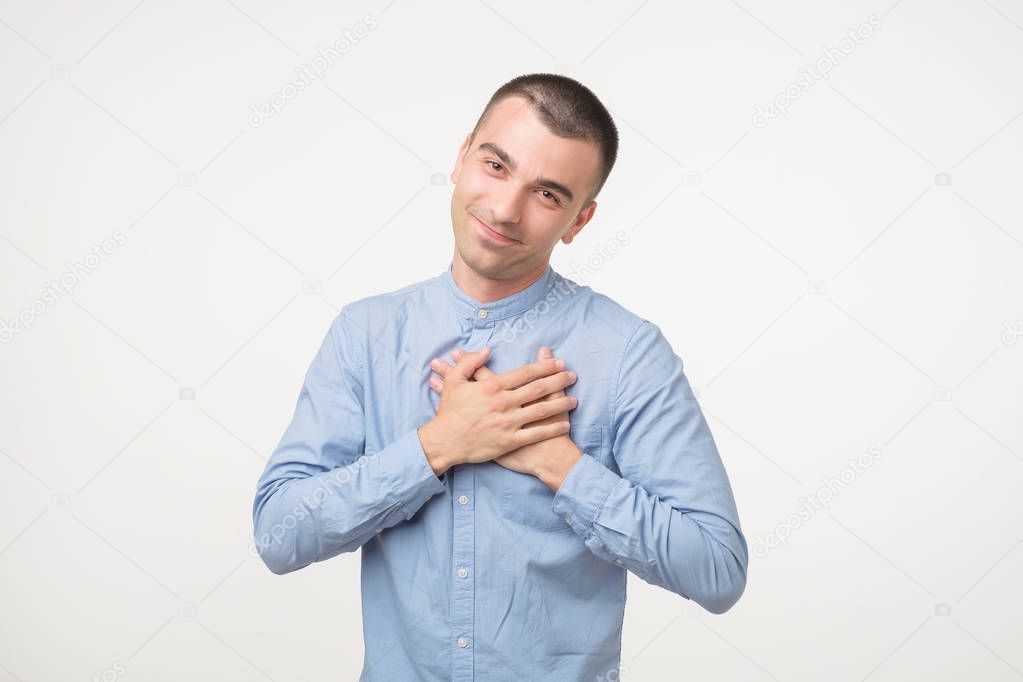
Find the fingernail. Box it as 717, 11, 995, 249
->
555, 359, 565, 369
567, 371, 576, 381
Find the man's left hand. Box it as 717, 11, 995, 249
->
428, 345, 582, 491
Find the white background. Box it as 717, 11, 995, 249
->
1, 1, 1021, 680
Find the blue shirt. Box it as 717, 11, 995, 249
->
252, 261, 748, 681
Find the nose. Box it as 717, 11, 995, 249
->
489, 180, 522, 226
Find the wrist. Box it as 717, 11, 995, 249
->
418, 420, 457, 477
536, 440, 583, 492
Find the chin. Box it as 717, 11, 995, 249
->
456, 242, 510, 279
458, 245, 497, 274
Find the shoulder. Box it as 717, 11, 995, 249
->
551, 270, 680, 391
550, 268, 650, 345
334, 270, 442, 332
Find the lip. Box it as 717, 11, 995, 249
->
473, 215, 518, 246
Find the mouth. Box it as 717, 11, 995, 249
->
472, 215, 518, 246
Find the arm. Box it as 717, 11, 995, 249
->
251, 307, 446, 575
551, 321, 748, 614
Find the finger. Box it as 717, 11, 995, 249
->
508, 369, 576, 405
534, 346, 563, 400
474, 365, 497, 380
516, 394, 577, 425
493, 357, 565, 391
429, 356, 454, 378
447, 347, 491, 381
452, 348, 497, 381
508, 419, 571, 448
428, 375, 444, 393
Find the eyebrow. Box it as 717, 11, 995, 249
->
476, 142, 575, 203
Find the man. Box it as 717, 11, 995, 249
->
252, 73, 748, 681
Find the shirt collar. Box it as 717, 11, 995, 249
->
441, 261, 557, 323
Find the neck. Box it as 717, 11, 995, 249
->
450, 250, 548, 303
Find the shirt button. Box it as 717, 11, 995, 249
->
477, 309, 488, 318
564, 516, 572, 525
457, 637, 469, 648
458, 495, 469, 505
457, 566, 469, 578
614, 558, 624, 565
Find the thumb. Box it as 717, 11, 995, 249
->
448, 347, 491, 381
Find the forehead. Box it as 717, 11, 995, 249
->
474, 96, 600, 193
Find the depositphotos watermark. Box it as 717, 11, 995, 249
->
751, 444, 882, 558
1001, 319, 1022, 345
595, 663, 630, 682
752, 15, 882, 128
247, 14, 378, 128
496, 230, 631, 345
250, 449, 379, 557
563, 229, 631, 286
90, 660, 126, 682
1, 230, 127, 343
496, 277, 581, 345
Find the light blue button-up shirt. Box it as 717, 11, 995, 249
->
252, 261, 748, 681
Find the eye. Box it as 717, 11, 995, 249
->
486, 160, 503, 172
539, 190, 561, 205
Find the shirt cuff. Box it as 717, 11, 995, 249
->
551, 452, 621, 535
380, 428, 447, 520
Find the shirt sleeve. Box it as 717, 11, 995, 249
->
251, 307, 446, 575
551, 320, 748, 613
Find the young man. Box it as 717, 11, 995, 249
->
252, 73, 748, 681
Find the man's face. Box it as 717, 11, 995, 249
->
449, 95, 601, 281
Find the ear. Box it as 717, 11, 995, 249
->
450, 132, 473, 185
561, 200, 598, 245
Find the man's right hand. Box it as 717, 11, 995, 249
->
417, 348, 577, 476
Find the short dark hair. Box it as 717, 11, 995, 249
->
469, 73, 618, 205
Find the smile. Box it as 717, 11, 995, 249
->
473, 215, 518, 246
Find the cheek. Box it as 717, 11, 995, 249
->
529, 211, 564, 238
456, 169, 490, 201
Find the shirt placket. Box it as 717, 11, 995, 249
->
450, 307, 494, 682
